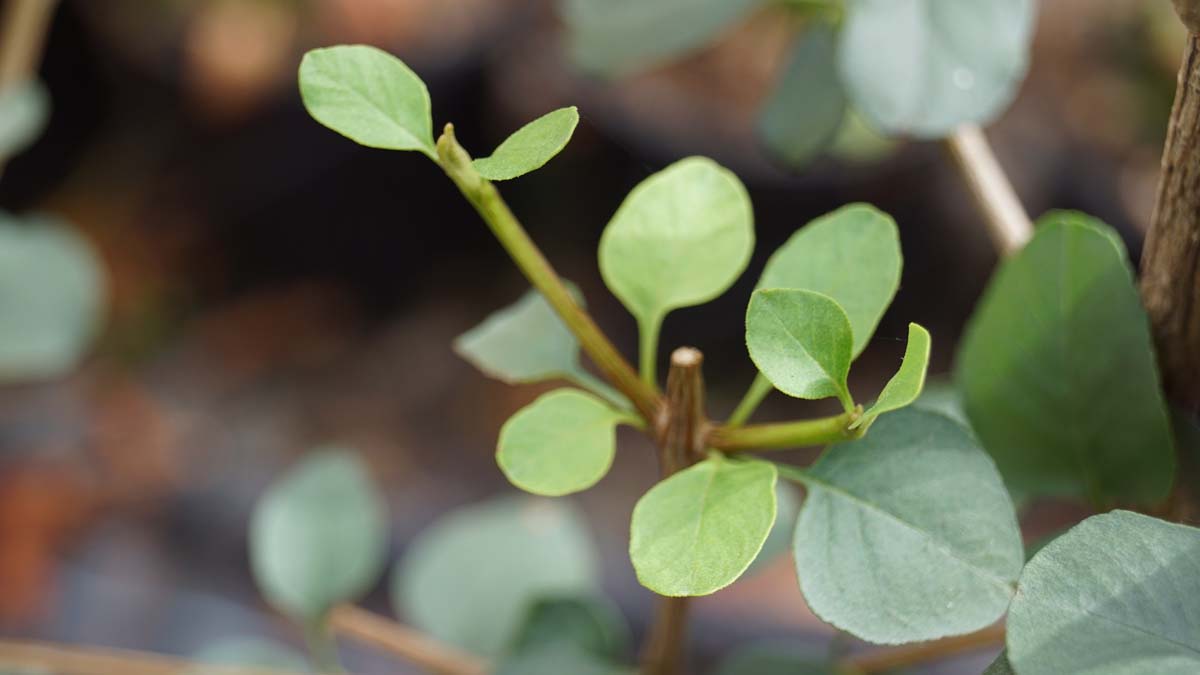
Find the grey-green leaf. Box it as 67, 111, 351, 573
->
189, 639, 310, 674
957, 212, 1175, 504
838, 0, 1036, 138
561, 0, 764, 76
758, 203, 902, 358
599, 157, 754, 332
249, 449, 388, 623
758, 23, 846, 168
497, 389, 634, 497
395, 496, 599, 657
1007, 511, 1200, 675
0, 212, 105, 382
508, 595, 630, 660
630, 457, 777, 597
473, 107, 579, 181
715, 643, 836, 675
0, 80, 49, 160
983, 651, 1015, 675
745, 289, 854, 409
299, 45, 434, 157
790, 409, 1023, 644
852, 323, 931, 430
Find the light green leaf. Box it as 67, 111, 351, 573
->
497, 389, 635, 497
395, 496, 599, 657
715, 643, 835, 675
561, 0, 764, 76
983, 651, 1015, 675
957, 212, 1175, 504
746, 481, 801, 574
189, 639, 310, 674
630, 456, 777, 596
474, 107, 579, 181
1007, 511, 1200, 675
249, 449, 388, 622
758, 203, 902, 358
758, 23, 846, 168
299, 45, 434, 157
838, 0, 1036, 138
745, 289, 853, 410
0, 212, 105, 382
852, 323, 931, 430
0, 80, 49, 160
789, 409, 1023, 644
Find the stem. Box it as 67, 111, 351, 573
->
0, 639, 305, 675
708, 409, 862, 452
945, 125, 1033, 257
329, 605, 487, 675
436, 124, 664, 424
638, 318, 661, 387
727, 374, 773, 427
303, 620, 342, 674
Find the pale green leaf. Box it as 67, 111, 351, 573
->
789, 409, 1023, 644
474, 107, 579, 181
758, 24, 846, 168
1007, 511, 1200, 675
715, 643, 835, 675
838, 0, 1036, 138
957, 212, 1175, 504
562, 0, 763, 76
249, 450, 388, 622
745, 289, 853, 409
497, 389, 635, 497
299, 45, 434, 157
0, 80, 49, 160
189, 639, 310, 674
0, 212, 105, 382
630, 457, 777, 596
395, 496, 599, 657
758, 203, 902, 358
852, 323, 931, 430
599, 157, 754, 333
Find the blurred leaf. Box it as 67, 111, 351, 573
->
828, 110, 897, 164
1007, 511, 1200, 675
758, 203, 901, 358
561, 0, 763, 76
599, 157, 754, 342
250, 450, 388, 623
474, 107, 579, 181
852, 323, 931, 430
509, 595, 630, 661
495, 643, 631, 675
789, 409, 1023, 644
0, 212, 105, 382
758, 24, 846, 168
746, 481, 801, 574
189, 638, 310, 673
745, 289, 853, 409
715, 643, 836, 675
838, 0, 1036, 138
395, 496, 599, 657
983, 651, 1014, 675
630, 456, 777, 596
957, 212, 1175, 504
0, 80, 49, 160
299, 45, 434, 157
497, 389, 635, 497
913, 377, 968, 426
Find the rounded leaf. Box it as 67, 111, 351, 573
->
758, 24, 846, 168
249, 450, 388, 622
745, 289, 853, 408
474, 107, 579, 181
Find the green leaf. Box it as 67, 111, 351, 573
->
298, 45, 434, 157
189, 639, 310, 673
508, 595, 630, 660
838, 0, 1036, 138
630, 456, 777, 596
0, 80, 49, 160
715, 643, 835, 675
495, 644, 631, 675
828, 110, 897, 165
852, 323, 931, 430
562, 0, 763, 76
599, 156, 754, 336
473, 107, 579, 181
758, 23, 846, 168
983, 651, 1015, 675
395, 496, 599, 657
913, 376, 969, 426
758, 204, 901, 358
249, 449, 388, 623
497, 389, 635, 497
789, 409, 1023, 644
1007, 511, 1200, 675
0, 212, 105, 382
956, 212, 1175, 504
745, 289, 854, 409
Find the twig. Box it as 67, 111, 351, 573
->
838, 624, 1005, 674
0, 639, 309, 675
945, 125, 1034, 257
328, 605, 487, 675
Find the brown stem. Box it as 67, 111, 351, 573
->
0, 639, 306, 675
641, 347, 710, 675
945, 125, 1033, 257
329, 605, 486, 675
836, 623, 1005, 674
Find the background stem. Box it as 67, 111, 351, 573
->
727, 374, 774, 427
945, 125, 1033, 257
329, 605, 486, 675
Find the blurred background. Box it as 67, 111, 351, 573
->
0, 0, 1189, 672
